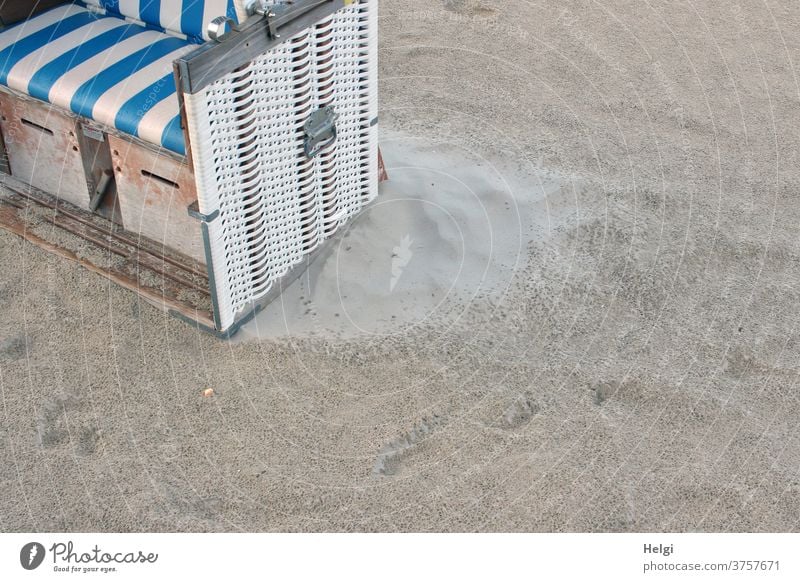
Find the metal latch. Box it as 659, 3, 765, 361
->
246, 0, 334, 40
303, 107, 338, 158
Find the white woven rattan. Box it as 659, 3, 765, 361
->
185, 0, 378, 331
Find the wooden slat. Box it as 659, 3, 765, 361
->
0, 186, 215, 330
0, 173, 208, 278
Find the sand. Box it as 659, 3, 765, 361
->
241, 133, 572, 340
2, 0, 800, 532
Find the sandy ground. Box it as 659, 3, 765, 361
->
240, 132, 570, 339
2, 0, 800, 532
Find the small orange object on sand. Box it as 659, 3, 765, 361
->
202, 388, 215, 398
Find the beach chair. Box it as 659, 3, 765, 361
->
0, 0, 381, 336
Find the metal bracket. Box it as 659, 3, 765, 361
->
187, 200, 220, 222
207, 15, 236, 42
89, 169, 114, 211
248, 0, 334, 40
303, 106, 338, 158
81, 122, 105, 142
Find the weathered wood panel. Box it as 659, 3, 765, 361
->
109, 134, 205, 264
0, 93, 93, 210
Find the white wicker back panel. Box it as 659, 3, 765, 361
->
185, 0, 378, 330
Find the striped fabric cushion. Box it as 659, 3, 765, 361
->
0, 4, 194, 154
81, 0, 238, 43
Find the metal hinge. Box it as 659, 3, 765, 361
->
187, 201, 220, 222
